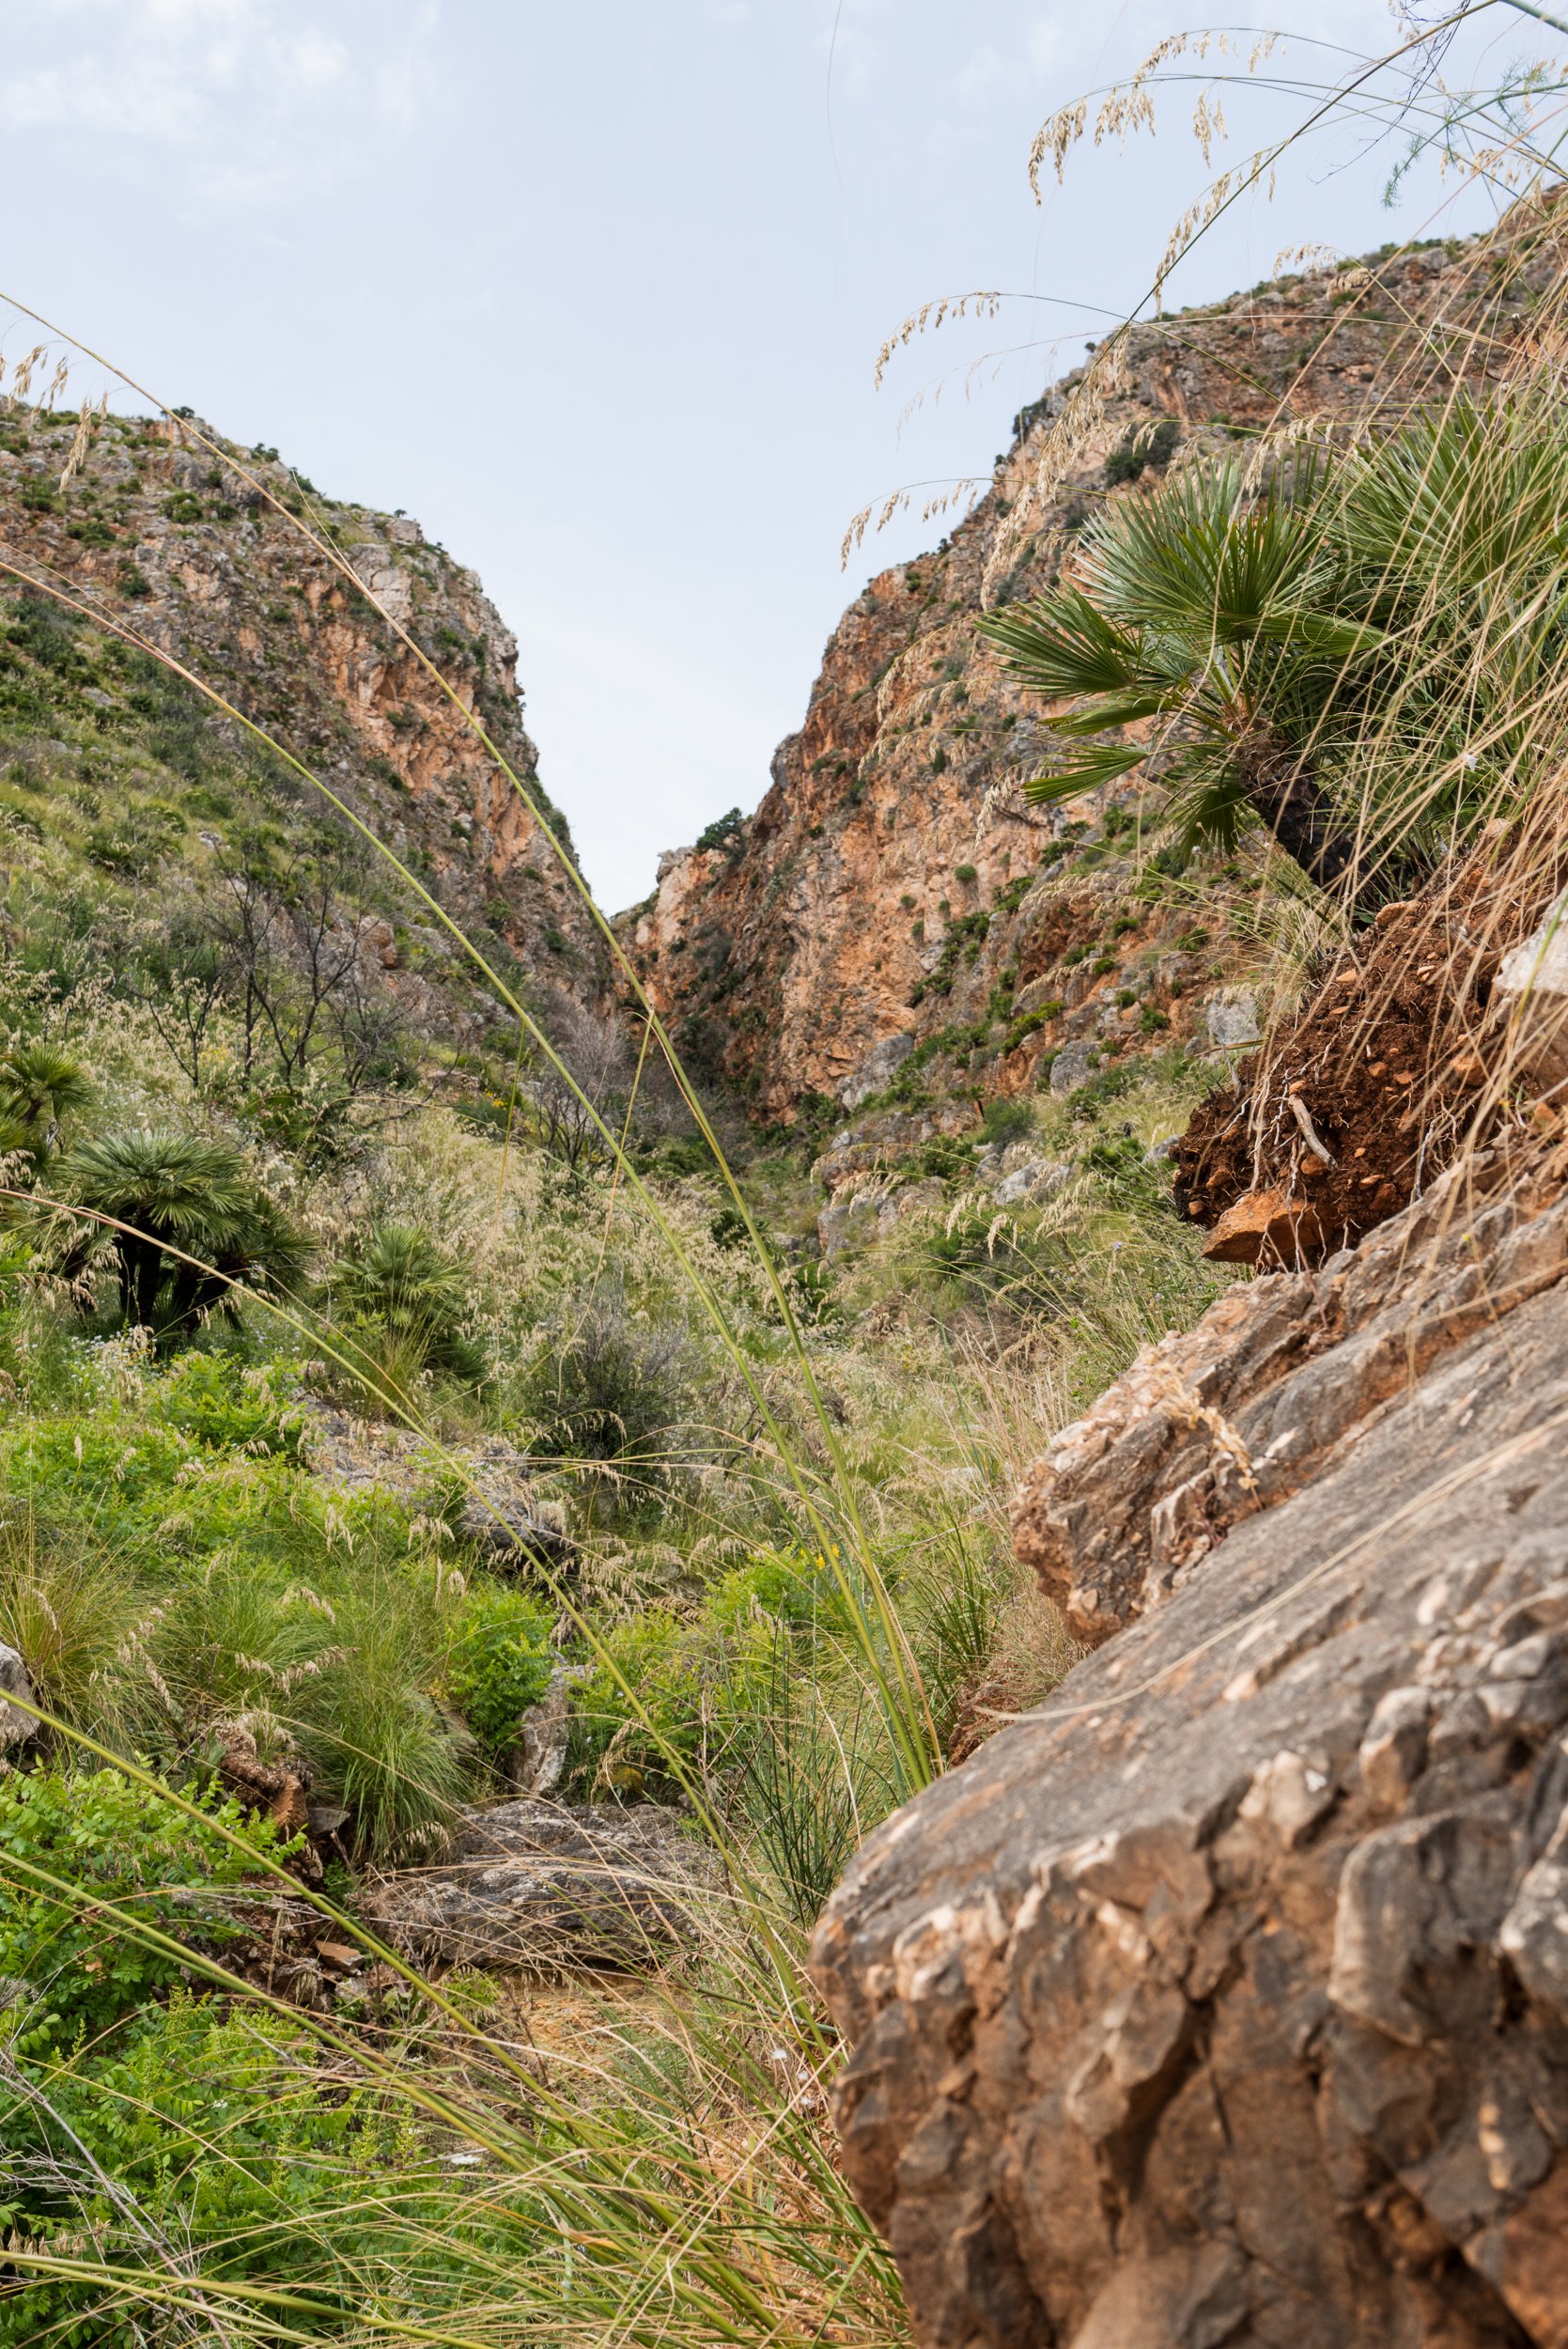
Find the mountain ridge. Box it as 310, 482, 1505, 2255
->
619, 219, 1558, 1126
0, 399, 605, 1006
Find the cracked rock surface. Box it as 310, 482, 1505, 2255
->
1012, 1141, 1568, 1648
812, 1146, 1568, 2348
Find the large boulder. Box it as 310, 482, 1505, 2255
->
811, 1141, 1568, 2349
365, 1799, 719, 1970
1011, 1141, 1568, 1647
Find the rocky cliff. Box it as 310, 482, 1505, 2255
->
623, 225, 1553, 1123
0, 400, 602, 989
811, 1136, 1568, 2347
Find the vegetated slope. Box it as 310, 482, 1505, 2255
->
621, 222, 1554, 1126
0, 399, 603, 1001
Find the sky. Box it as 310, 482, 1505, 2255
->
0, 0, 1546, 909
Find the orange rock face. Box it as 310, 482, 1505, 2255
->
0, 410, 604, 988
621, 226, 1557, 1120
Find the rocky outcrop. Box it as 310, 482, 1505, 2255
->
0, 1643, 36, 1749
624, 221, 1561, 1120
0, 403, 603, 988
299, 1401, 570, 1567
366, 1799, 719, 1970
1014, 1134, 1568, 1646
811, 1142, 1568, 2348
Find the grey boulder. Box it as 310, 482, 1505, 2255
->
366, 1800, 720, 1970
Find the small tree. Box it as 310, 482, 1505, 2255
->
532, 992, 632, 1174
128, 911, 233, 1091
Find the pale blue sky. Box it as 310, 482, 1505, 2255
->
0, 1, 1539, 907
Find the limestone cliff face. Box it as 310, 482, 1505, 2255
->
0, 405, 603, 987
623, 228, 1551, 1120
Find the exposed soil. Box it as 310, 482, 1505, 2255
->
1173, 857, 1560, 1264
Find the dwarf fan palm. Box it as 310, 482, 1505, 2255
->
0, 1042, 91, 1169
331, 1221, 487, 1389
979, 459, 1382, 886
60, 1128, 307, 1341
983, 402, 1568, 895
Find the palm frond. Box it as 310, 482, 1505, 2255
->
1048, 692, 1170, 736
979, 590, 1143, 696
1079, 460, 1333, 646
1023, 742, 1148, 802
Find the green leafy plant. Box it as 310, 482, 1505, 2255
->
981, 1096, 1034, 1149
447, 1586, 554, 1755
0, 1767, 273, 2048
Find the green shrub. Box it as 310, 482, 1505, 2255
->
709, 1205, 750, 1251
447, 1586, 554, 1755
695, 806, 744, 853
925, 910, 990, 994
0, 1768, 274, 2049
151, 1351, 302, 1455
981, 1097, 1034, 1149
911, 1134, 974, 1181
1083, 1131, 1164, 1206
0, 1991, 396, 2349
523, 1289, 703, 1471
1103, 416, 1180, 486
570, 1552, 837, 1796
